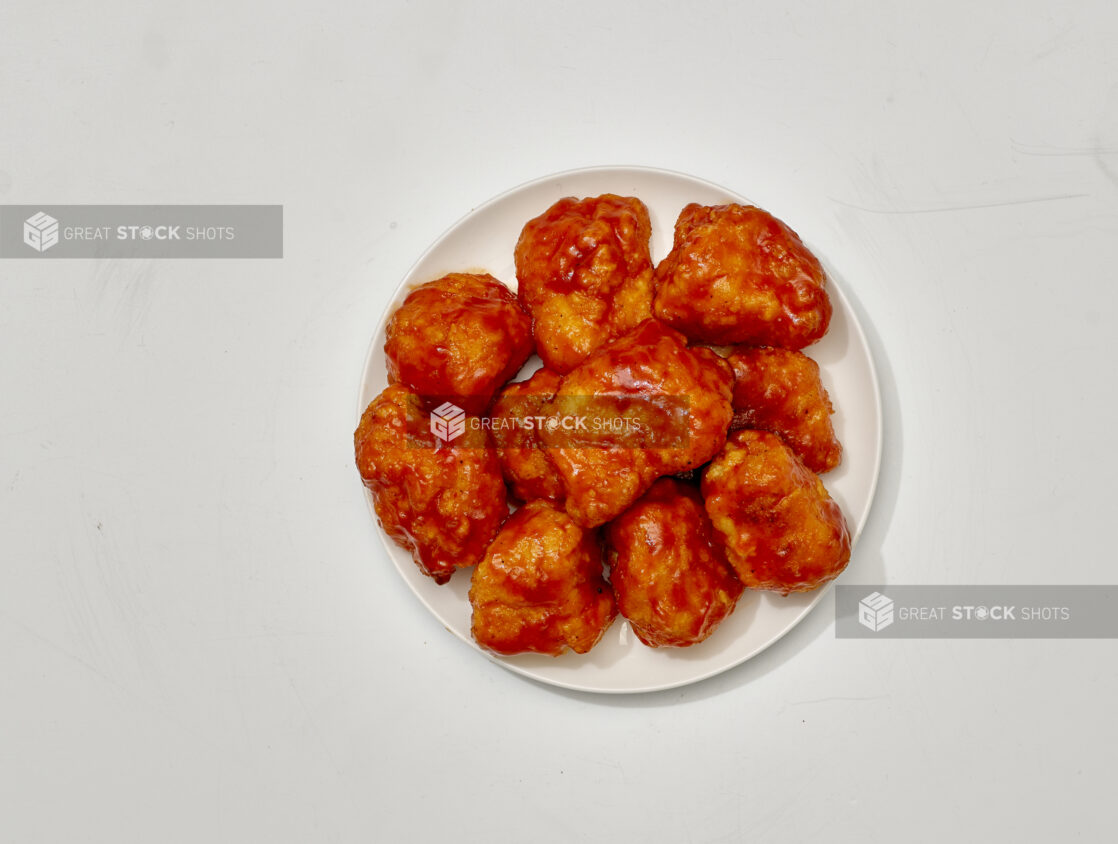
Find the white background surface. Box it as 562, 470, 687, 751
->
2, 1, 1116, 841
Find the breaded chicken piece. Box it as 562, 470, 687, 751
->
515, 194, 655, 373
702, 430, 850, 593
487, 367, 566, 504
385, 272, 534, 414
653, 204, 831, 348
727, 346, 842, 473
607, 478, 744, 648
469, 500, 616, 656
542, 319, 734, 528
355, 384, 508, 584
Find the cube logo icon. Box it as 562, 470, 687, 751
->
24, 212, 60, 252
430, 401, 466, 442
858, 592, 895, 632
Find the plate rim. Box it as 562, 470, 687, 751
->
356, 164, 884, 694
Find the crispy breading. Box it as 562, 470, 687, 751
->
608, 479, 743, 648
487, 367, 566, 504
470, 500, 616, 655
727, 345, 842, 473
355, 384, 508, 584
385, 272, 533, 414
702, 430, 849, 593
654, 204, 831, 348
515, 194, 654, 373
542, 320, 733, 528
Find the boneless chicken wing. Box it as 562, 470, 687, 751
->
653, 204, 831, 348
702, 430, 849, 593
487, 367, 566, 504
469, 500, 616, 656
608, 478, 744, 648
385, 272, 534, 414
354, 384, 508, 584
541, 319, 734, 528
727, 346, 842, 473
515, 194, 655, 373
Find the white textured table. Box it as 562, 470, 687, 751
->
2, 2, 1115, 841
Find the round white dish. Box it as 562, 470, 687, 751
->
358, 165, 883, 694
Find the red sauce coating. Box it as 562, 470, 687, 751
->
608, 479, 744, 648
354, 384, 508, 584
702, 430, 849, 593
542, 319, 734, 528
654, 203, 831, 348
385, 272, 533, 414
470, 500, 616, 655
515, 194, 655, 373
728, 345, 842, 473
487, 367, 566, 504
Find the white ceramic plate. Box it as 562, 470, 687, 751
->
358, 166, 882, 694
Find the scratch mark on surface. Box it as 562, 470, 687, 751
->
1030, 22, 1078, 62
1011, 139, 1118, 157
0, 606, 116, 686
279, 648, 342, 777
828, 193, 1090, 215
788, 695, 891, 706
